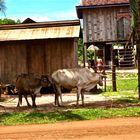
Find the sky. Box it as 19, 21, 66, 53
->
2, 0, 80, 22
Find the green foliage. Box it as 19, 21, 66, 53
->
0, 18, 21, 24
129, 0, 139, 29
87, 49, 94, 61
77, 38, 84, 63
77, 38, 95, 65
0, 107, 140, 125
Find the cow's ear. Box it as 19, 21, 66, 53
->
101, 70, 107, 75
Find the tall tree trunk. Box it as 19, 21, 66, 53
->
136, 0, 140, 100
137, 40, 140, 100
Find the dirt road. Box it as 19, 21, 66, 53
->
0, 117, 140, 140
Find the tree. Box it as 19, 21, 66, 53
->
0, 18, 21, 24
129, 0, 138, 30
129, 0, 140, 100
136, 0, 140, 100
0, 0, 6, 15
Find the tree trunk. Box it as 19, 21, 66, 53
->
136, 0, 140, 100
137, 40, 140, 100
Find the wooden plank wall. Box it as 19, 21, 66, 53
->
0, 38, 78, 83
0, 42, 28, 83
45, 38, 78, 75
83, 7, 131, 43
26, 40, 46, 75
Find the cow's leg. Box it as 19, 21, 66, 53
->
31, 93, 37, 107
81, 90, 84, 106
77, 87, 82, 106
17, 92, 22, 107
55, 85, 62, 107
24, 94, 31, 107
54, 93, 58, 105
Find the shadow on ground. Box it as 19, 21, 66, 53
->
1, 99, 140, 114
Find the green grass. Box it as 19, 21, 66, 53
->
102, 91, 137, 97
0, 107, 140, 125
117, 79, 137, 91
117, 74, 138, 89
116, 96, 139, 103
0, 72, 139, 126
106, 73, 138, 92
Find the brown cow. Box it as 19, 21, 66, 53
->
16, 74, 50, 107
52, 68, 106, 106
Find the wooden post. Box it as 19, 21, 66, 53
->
112, 65, 117, 91
111, 45, 117, 91
104, 76, 107, 92
103, 46, 106, 65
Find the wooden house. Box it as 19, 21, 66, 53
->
0, 19, 81, 83
76, 0, 134, 68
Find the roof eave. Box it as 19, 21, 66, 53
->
76, 3, 130, 19
0, 19, 81, 30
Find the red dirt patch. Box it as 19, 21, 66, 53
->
0, 117, 140, 140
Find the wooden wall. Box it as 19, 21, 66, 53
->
0, 38, 78, 83
83, 6, 131, 43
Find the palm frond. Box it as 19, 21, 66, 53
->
0, 0, 6, 16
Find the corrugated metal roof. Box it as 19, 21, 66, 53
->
0, 20, 81, 41
80, 0, 129, 6
0, 26, 80, 41
0, 20, 80, 30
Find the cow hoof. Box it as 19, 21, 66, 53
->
59, 105, 64, 107
53, 103, 63, 107
57, 104, 64, 107
17, 104, 21, 108
82, 104, 85, 107
76, 104, 79, 107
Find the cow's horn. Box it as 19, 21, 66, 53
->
100, 74, 107, 78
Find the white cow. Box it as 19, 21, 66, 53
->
52, 68, 106, 106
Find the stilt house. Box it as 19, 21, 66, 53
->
76, 0, 134, 68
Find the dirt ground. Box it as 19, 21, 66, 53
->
0, 93, 140, 140
0, 92, 140, 113
0, 117, 140, 140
